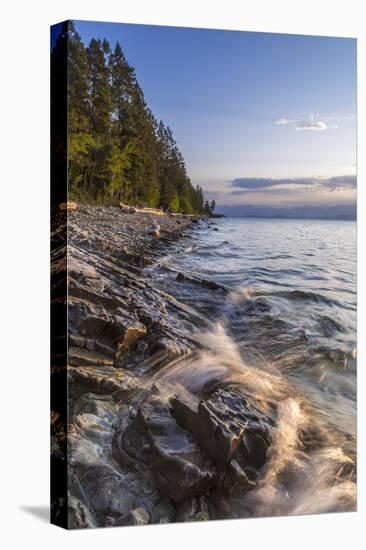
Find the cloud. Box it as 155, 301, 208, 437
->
321, 175, 357, 190
275, 117, 297, 125
231, 177, 316, 190
230, 175, 356, 192
274, 114, 346, 132
296, 120, 327, 131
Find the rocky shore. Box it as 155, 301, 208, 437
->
51, 203, 277, 528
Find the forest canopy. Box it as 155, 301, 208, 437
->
53, 21, 206, 214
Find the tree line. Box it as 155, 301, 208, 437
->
53, 21, 206, 214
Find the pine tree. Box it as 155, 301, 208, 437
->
66, 26, 206, 213
67, 22, 94, 193
109, 41, 138, 203
87, 38, 113, 201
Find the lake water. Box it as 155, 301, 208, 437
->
148, 217, 357, 516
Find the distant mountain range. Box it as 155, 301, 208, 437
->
215, 204, 356, 220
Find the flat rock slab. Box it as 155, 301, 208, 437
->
68, 365, 142, 398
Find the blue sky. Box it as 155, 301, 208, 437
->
75, 20, 357, 208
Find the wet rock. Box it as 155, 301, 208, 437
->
68, 347, 114, 367
171, 386, 273, 474
69, 334, 86, 348
223, 459, 256, 494
130, 507, 150, 525
176, 497, 197, 522
68, 365, 142, 398
115, 507, 150, 526
68, 294, 147, 361
60, 204, 218, 527
71, 464, 140, 520
68, 496, 98, 529
121, 386, 215, 502
176, 496, 210, 522
151, 497, 176, 524
176, 271, 227, 291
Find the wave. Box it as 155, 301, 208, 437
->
151, 322, 356, 516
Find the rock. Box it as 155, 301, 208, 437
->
171, 386, 273, 474
223, 459, 256, 494
60, 203, 279, 528
68, 293, 147, 361
72, 392, 115, 417
115, 324, 147, 359
121, 386, 215, 502
176, 497, 197, 522
196, 496, 210, 521
151, 497, 176, 524
176, 271, 227, 291
177, 496, 210, 522
131, 507, 150, 525
68, 496, 98, 529
69, 334, 86, 348
114, 507, 150, 526
70, 464, 139, 520
68, 365, 142, 398
68, 346, 114, 367
148, 220, 161, 237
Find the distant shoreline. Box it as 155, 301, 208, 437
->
216, 214, 356, 221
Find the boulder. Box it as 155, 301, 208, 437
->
121, 386, 215, 502
171, 386, 273, 473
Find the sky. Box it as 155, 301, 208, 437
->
75, 20, 357, 211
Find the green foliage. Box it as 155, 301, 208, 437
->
63, 23, 205, 213
169, 193, 180, 213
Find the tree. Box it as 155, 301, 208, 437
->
210, 199, 216, 213
87, 38, 113, 201
66, 28, 207, 213
67, 22, 94, 193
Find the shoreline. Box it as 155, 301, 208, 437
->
61, 203, 273, 527
55, 202, 221, 527
51, 202, 356, 528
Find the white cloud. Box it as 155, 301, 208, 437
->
275, 114, 346, 132
296, 120, 327, 131
275, 117, 297, 125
